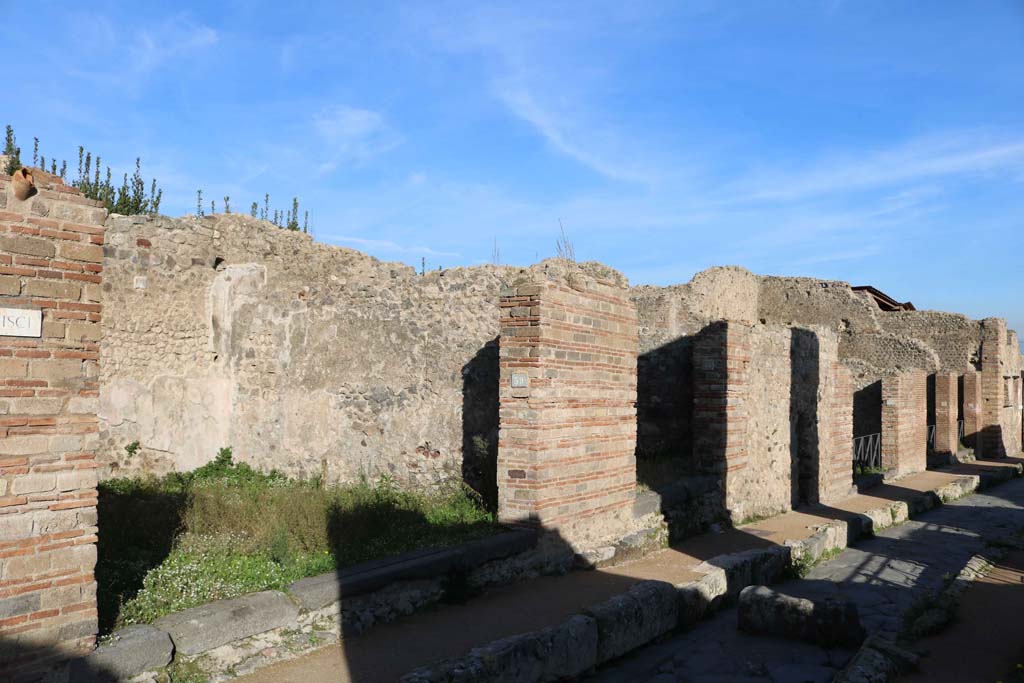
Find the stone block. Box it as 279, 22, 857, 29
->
0, 275, 20, 295
738, 585, 865, 647
66, 321, 101, 342
57, 241, 104, 263
584, 580, 679, 664
56, 468, 98, 492
68, 624, 173, 682
0, 235, 56, 258
11, 473, 57, 494
31, 358, 84, 384
24, 279, 81, 300
0, 435, 50, 456
0, 358, 28, 377
0, 591, 40, 619
154, 590, 299, 655
400, 615, 598, 683
0, 511, 33, 539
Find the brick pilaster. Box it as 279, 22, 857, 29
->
692, 321, 750, 519
962, 371, 982, 450
881, 371, 927, 477
933, 373, 958, 457
0, 175, 104, 680
979, 318, 1021, 458
496, 273, 638, 548
818, 361, 855, 504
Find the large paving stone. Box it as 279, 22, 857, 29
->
68, 625, 173, 682
154, 590, 299, 655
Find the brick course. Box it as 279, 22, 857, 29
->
497, 272, 639, 548
0, 175, 104, 681
881, 371, 927, 477
933, 373, 958, 457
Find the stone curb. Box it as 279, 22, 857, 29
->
401, 467, 1021, 682
154, 590, 300, 657
84, 529, 538, 679
289, 528, 538, 611
69, 625, 173, 682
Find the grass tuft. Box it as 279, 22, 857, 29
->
97, 448, 496, 632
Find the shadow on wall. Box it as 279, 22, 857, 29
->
636, 336, 696, 489
853, 380, 882, 441
790, 328, 820, 507
460, 337, 500, 512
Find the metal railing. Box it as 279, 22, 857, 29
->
853, 432, 882, 472
926, 424, 935, 451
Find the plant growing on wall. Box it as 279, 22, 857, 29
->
3, 126, 21, 175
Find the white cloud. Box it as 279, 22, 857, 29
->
129, 17, 218, 72
332, 235, 459, 258
313, 106, 401, 172
738, 131, 1024, 202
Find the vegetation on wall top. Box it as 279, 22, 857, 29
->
4, 124, 162, 216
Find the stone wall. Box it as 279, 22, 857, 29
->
100, 213, 531, 496
0, 175, 105, 680
496, 269, 639, 547
979, 319, 1023, 458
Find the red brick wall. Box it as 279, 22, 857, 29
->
979, 318, 1021, 458
881, 371, 927, 477
497, 274, 638, 547
818, 362, 855, 504
0, 175, 104, 680
933, 372, 958, 457
693, 321, 760, 520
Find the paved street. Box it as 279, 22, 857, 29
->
588, 475, 1024, 683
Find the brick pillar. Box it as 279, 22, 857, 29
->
980, 319, 1008, 458
693, 321, 750, 520
0, 175, 104, 679
881, 371, 927, 477
818, 362, 855, 504
933, 373, 958, 457
962, 371, 982, 451
497, 273, 638, 548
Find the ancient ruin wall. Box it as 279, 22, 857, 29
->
100, 214, 639, 495
632, 266, 759, 474
100, 213, 525, 490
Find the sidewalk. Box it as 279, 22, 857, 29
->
898, 549, 1024, 683
235, 459, 1023, 683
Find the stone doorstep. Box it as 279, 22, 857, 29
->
401, 465, 1020, 682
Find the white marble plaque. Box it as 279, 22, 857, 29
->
0, 307, 41, 338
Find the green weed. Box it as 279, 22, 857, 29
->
97, 447, 495, 632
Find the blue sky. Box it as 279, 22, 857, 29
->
6, 1, 1024, 334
